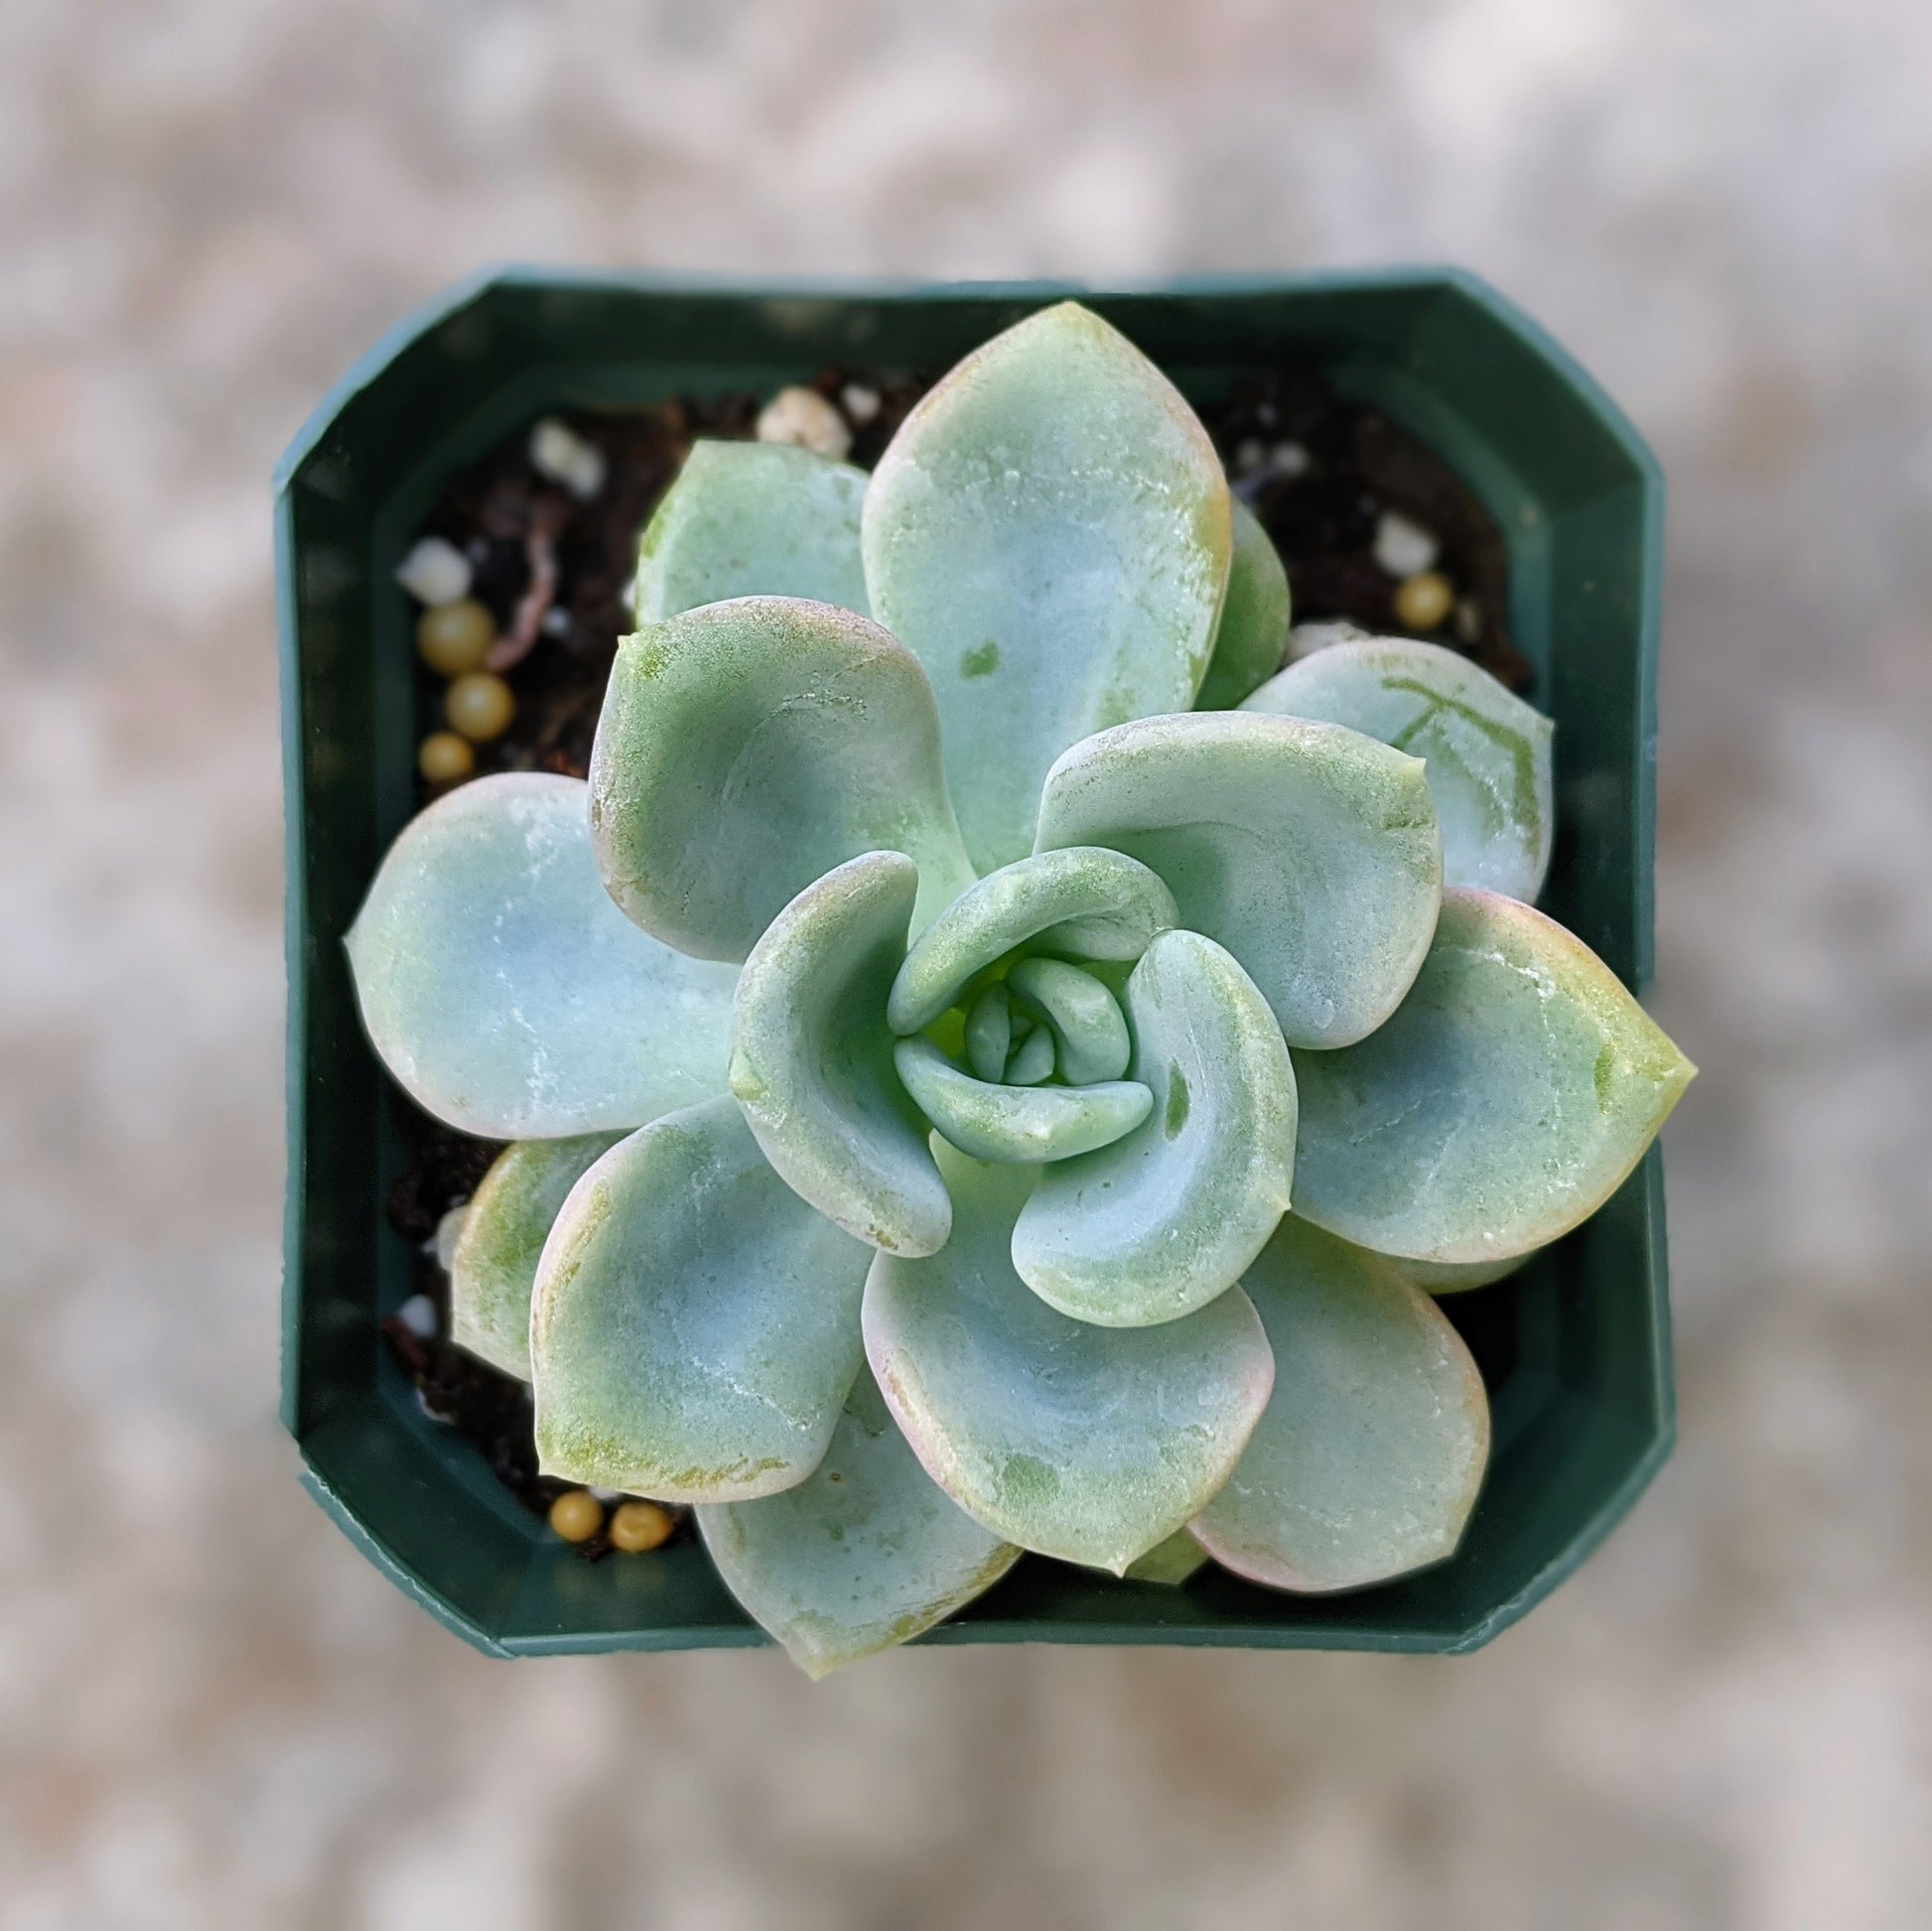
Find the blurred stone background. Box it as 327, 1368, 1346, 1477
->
4, 1, 1930, 1924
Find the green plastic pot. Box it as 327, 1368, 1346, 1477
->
278, 267, 1672, 1658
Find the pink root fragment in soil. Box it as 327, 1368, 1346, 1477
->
487, 495, 569, 671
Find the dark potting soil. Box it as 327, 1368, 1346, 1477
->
381, 360, 1526, 1542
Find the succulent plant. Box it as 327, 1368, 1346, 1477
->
346, 303, 1694, 1676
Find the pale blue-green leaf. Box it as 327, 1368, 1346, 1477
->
590, 597, 975, 962
1005, 1026, 1056, 1085
1297, 1220, 1536, 1295
1287, 619, 1371, 663
1035, 713, 1443, 1049
697, 1368, 1021, 1679
1293, 889, 1697, 1263
630, 439, 871, 621
864, 1141, 1274, 1573
893, 1037, 1151, 1165
1121, 1528, 1212, 1586
1393, 1252, 1532, 1294
1012, 930, 1296, 1327
964, 982, 1013, 1083
863, 301, 1233, 873
449, 1132, 625, 1378
887, 847, 1177, 1034
1190, 1215, 1490, 1591
1004, 957, 1131, 1085
1195, 498, 1292, 710
731, 853, 952, 1256
345, 773, 740, 1138
1244, 636, 1554, 899
529, 1099, 869, 1501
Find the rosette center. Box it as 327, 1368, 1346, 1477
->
884, 848, 1180, 1166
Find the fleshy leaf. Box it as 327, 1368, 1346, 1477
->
1195, 498, 1292, 710
697, 1368, 1021, 1679
864, 301, 1233, 873
1292, 889, 1697, 1263
1288, 618, 1372, 662
589, 597, 975, 962
894, 1037, 1152, 1165
345, 773, 740, 1138
1006, 1026, 1056, 1085
1122, 1529, 1212, 1586
1190, 1215, 1489, 1591
964, 982, 1014, 1082
888, 847, 1177, 1035
864, 1142, 1274, 1573
630, 440, 871, 621
731, 853, 952, 1256
1012, 930, 1297, 1327
1244, 636, 1554, 899
1303, 1222, 1536, 1296
1393, 1253, 1532, 1295
450, 1132, 625, 1378
530, 1099, 869, 1501
1035, 713, 1443, 1049
1004, 957, 1131, 1085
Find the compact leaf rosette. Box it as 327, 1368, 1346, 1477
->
347, 304, 1694, 1675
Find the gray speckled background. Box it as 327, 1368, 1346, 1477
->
4, 3, 1930, 1924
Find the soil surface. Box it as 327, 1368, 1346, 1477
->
383, 364, 1522, 1533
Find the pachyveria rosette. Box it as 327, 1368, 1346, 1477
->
346, 302, 1694, 1674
